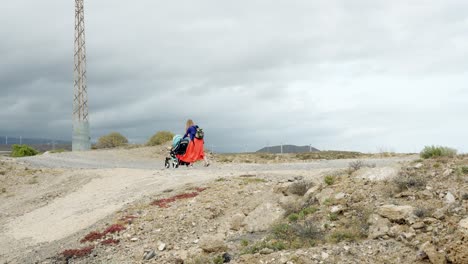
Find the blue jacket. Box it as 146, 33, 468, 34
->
183, 125, 198, 141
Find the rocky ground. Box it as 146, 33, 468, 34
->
1, 148, 466, 264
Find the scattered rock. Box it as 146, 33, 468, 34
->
143, 250, 156, 261
334, 192, 347, 204
416, 250, 428, 260
412, 222, 425, 229
459, 218, 468, 234
321, 251, 329, 259
355, 167, 399, 181
157, 242, 166, 251
445, 192, 456, 204
418, 190, 434, 199
259, 248, 274, 254
443, 169, 453, 177
222, 252, 232, 263
414, 163, 423, 169
400, 231, 415, 241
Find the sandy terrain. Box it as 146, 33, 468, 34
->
0, 148, 415, 263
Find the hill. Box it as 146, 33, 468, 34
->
256, 144, 319, 153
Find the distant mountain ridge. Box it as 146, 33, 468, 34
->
0, 136, 70, 145
256, 145, 320, 154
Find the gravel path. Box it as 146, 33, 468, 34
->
20, 151, 416, 171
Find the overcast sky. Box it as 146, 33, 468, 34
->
1, 0, 467, 153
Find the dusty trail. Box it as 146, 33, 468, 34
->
0, 152, 415, 263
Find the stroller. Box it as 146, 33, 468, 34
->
165, 135, 191, 168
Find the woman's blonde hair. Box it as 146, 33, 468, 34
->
186, 119, 194, 131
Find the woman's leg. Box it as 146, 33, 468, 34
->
203, 156, 210, 166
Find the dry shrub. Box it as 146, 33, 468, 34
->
393, 172, 427, 192
348, 160, 376, 174
328, 229, 360, 243
281, 199, 304, 216
96, 132, 128, 149
270, 220, 323, 249
413, 207, 430, 218
289, 181, 312, 196
349, 160, 364, 171
147, 131, 174, 146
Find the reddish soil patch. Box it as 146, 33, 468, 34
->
151, 187, 207, 208
62, 246, 95, 258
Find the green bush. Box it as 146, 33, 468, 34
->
324, 175, 335, 185
11, 144, 38, 157
420, 146, 457, 159
460, 166, 468, 174
328, 230, 359, 243
288, 213, 300, 222
147, 131, 174, 146
96, 132, 128, 149
328, 213, 338, 221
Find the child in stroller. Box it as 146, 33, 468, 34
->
165, 135, 191, 168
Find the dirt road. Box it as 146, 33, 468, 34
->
0, 151, 415, 263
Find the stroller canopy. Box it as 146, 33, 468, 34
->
172, 134, 183, 147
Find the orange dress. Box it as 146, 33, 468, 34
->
177, 138, 205, 163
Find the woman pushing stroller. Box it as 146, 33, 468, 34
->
177, 119, 210, 167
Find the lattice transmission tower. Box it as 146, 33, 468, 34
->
73, 0, 91, 151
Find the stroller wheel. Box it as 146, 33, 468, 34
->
164, 158, 170, 169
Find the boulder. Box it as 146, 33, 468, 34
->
243, 202, 285, 233
446, 234, 468, 264
330, 205, 344, 214
420, 242, 447, 264
273, 182, 291, 195
199, 234, 227, 253
230, 213, 245, 231
388, 224, 407, 238
433, 208, 447, 220
333, 192, 348, 205
304, 185, 321, 198
377, 205, 414, 222
315, 188, 335, 205
368, 214, 391, 239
